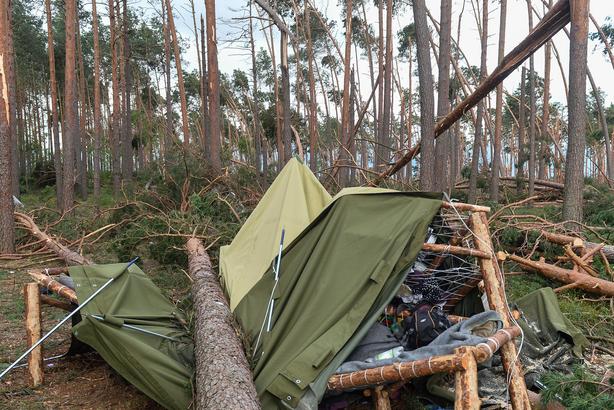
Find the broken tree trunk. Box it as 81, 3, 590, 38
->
24, 283, 44, 387
500, 252, 614, 297
539, 230, 614, 262
470, 213, 531, 410
28, 270, 78, 304
186, 238, 260, 410
14, 212, 92, 265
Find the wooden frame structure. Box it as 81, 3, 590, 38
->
326, 202, 531, 410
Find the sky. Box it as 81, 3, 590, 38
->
165, 0, 614, 109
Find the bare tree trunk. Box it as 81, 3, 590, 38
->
186, 238, 261, 410
305, 4, 318, 171
249, 2, 262, 176
206, 0, 221, 171
108, 0, 121, 196
517, 67, 527, 194
469, 0, 488, 204
165, 0, 191, 146
92, 0, 102, 203
412, 0, 435, 190
527, 0, 536, 197
490, 0, 507, 201
201, 15, 210, 160
339, 0, 353, 187
539, 2, 552, 181
376, 0, 384, 168
0, 0, 15, 252
587, 70, 613, 180
380, 0, 393, 173
122, 0, 133, 181
280, 32, 292, 165
563, 0, 589, 223
161, 0, 172, 167
62, 0, 78, 212
435, 0, 452, 192
44, 0, 63, 208
76, 17, 88, 199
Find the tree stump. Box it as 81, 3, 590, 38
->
186, 238, 260, 409
24, 283, 43, 387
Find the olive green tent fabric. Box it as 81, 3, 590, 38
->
234, 191, 443, 409
69, 263, 194, 410
515, 287, 588, 357
220, 157, 332, 310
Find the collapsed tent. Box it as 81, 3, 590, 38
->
220, 158, 332, 310
221, 160, 443, 408
69, 263, 194, 410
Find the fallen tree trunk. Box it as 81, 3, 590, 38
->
500, 176, 564, 190
14, 212, 92, 265
539, 230, 614, 262
500, 252, 614, 297
186, 238, 261, 410
28, 270, 78, 304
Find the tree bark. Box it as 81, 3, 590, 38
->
305, 5, 318, 171
587, 70, 613, 180
109, 0, 122, 196
468, 0, 488, 204
527, 0, 536, 197
161, 0, 172, 167
0, 0, 15, 253
164, 0, 191, 147
249, 3, 262, 176
517, 68, 527, 194
122, 0, 133, 181
62, 0, 78, 213
24, 283, 44, 387
186, 238, 260, 410
539, 1, 552, 181
44, 0, 63, 208
563, 0, 589, 224
92, 0, 102, 203
206, 0, 221, 171
435, 0, 452, 192
338, 0, 353, 187
76, 16, 88, 200
280, 32, 292, 165
491, 0, 507, 202
412, 0, 435, 190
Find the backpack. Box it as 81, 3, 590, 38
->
401, 303, 451, 350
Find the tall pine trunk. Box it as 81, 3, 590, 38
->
62, 0, 78, 212
435, 0, 452, 192
412, 0, 435, 190
527, 0, 536, 197
490, 0, 507, 201
92, 0, 102, 203
44, 0, 63, 207
563, 0, 589, 223
122, 0, 133, 181
206, 0, 221, 171
108, 0, 121, 196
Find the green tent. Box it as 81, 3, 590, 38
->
69, 263, 194, 410
226, 165, 442, 408
220, 158, 332, 310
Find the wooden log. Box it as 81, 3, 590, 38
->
372, 386, 391, 410
24, 283, 44, 387
454, 347, 480, 410
470, 213, 531, 410
327, 326, 520, 391
186, 238, 260, 410
40, 294, 73, 311
563, 245, 599, 277
421, 243, 491, 259
540, 230, 584, 248
502, 253, 614, 297
441, 201, 491, 213
28, 270, 78, 304
500, 176, 564, 190
14, 212, 92, 265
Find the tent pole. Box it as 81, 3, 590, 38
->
1, 258, 138, 380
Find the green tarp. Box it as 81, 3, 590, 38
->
69, 263, 194, 410
220, 158, 332, 310
234, 191, 442, 408
516, 287, 589, 357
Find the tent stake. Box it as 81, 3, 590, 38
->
0, 258, 138, 381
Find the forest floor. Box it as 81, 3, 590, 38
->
1, 174, 613, 409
